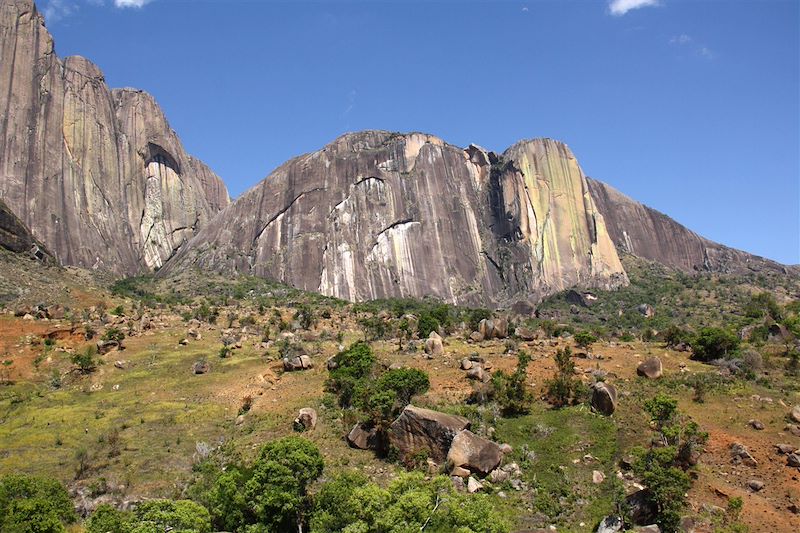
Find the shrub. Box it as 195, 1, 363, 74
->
545, 347, 580, 407
691, 327, 740, 362
491, 351, 533, 415
744, 292, 781, 320
86, 504, 132, 533
573, 331, 597, 349
467, 308, 492, 332
294, 305, 314, 330
327, 342, 376, 407
133, 500, 212, 533
417, 312, 440, 338
102, 327, 125, 344
372, 368, 429, 407
71, 346, 98, 374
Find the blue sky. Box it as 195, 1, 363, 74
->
41, 0, 799, 264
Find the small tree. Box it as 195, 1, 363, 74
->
492, 351, 533, 415
690, 327, 739, 362
545, 347, 580, 407
417, 312, 440, 339
72, 346, 98, 374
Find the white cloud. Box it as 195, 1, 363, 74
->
42, 0, 78, 23
114, 0, 152, 7
608, 0, 660, 16
669, 34, 692, 45
698, 46, 715, 60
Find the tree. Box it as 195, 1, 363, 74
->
744, 292, 782, 320
492, 351, 533, 415
86, 504, 132, 533
691, 327, 740, 362
132, 500, 212, 533
545, 347, 581, 407
327, 342, 376, 408
0, 474, 76, 533
417, 312, 440, 339
372, 368, 429, 406
71, 346, 98, 374
244, 437, 324, 533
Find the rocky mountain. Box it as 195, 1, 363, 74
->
167, 130, 792, 308
0, 197, 51, 262
164, 131, 628, 308
0, 0, 229, 274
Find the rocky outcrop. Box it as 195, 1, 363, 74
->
587, 179, 789, 275
388, 405, 471, 462
167, 132, 627, 307
0, 0, 228, 274
0, 198, 51, 261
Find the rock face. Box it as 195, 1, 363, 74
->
587, 179, 789, 275
168, 132, 627, 307
0, 0, 228, 274
0, 198, 51, 261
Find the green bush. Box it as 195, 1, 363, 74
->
102, 327, 125, 344
86, 504, 132, 533
545, 347, 580, 407
691, 327, 740, 362
71, 346, 98, 374
417, 312, 440, 338
372, 368, 429, 406
491, 351, 533, 415
0, 474, 76, 532
133, 500, 212, 533
573, 331, 597, 349
744, 292, 782, 320
327, 342, 376, 407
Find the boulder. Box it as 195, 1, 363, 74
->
294, 408, 317, 431
446, 429, 503, 476
283, 355, 313, 371
466, 477, 483, 493
748, 479, 765, 491
636, 304, 654, 318
460, 358, 473, 370
730, 443, 758, 467
788, 453, 800, 468
346, 423, 378, 450
192, 361, 210, 375
425, 331, 444, 357
626, 489, 657, 526
776, 444, 798, 455
592, 470, 606, 484
790, 405, 800, 423
45, 305, 65, 320
566, 289, 592, 308
591, 382, 617, 416
466, 366, 488, 382
768, 323, 791, 342
388, 405, 470, 463
514, 326, 538, 341
596, 516, 623, 533
748, 419, 764, 430
96, 340, 120, 355
469, 331, 484, 343
636, 357, 663, 379
478, 318, 509, 340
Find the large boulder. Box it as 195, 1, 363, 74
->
591, 382, 617, 416
294, 408, 317, 431
389, 405, 470, 462
514, 326, 538, 341
636, 357, 663, 379
446, 429, 503, 476
478, 318, 509, 340
790, 405, 800, 424
346, 423, 378, 450
425, 331, 444, 357
283, 355, 313, 371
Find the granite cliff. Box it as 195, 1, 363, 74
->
0, 0, 229, 274
165, 131, 628, 308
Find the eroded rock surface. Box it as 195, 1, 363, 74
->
168, 132, 627, 307
0, 0, 228, 274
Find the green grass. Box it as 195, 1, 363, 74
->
494, 404, 621, 532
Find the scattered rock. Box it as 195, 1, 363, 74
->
499, 443, 513, 455
346, 423, 377, 450
113, 360, 126, 369
591, 382, 617, 416
178, 338, 189, 346
466, 477, 483, 493
633, 526, 661, 533
425, 331, 444, 357
294, 408, 317, 431
465, 366, 488, 382
192, 361, 210, 375
636, 304, 654, 318
730, 443, 758, 467
748, 479, 764, 491
451, 466, 471, 478
748, 419, 764, 430
790, 405, 800, 424
514, 326, 538, 341
592, 470, 606, 484
96, 340, 119, 355
776, 444, 798, 455
636, 357, 663, 379
460, 358, 473, 370
446, 429, 503, 476
596, 515, 623, 533
469, 331, 484, 343
283, 355, 313, 371
787, 453, 800, 468
388, 405, 470, 463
